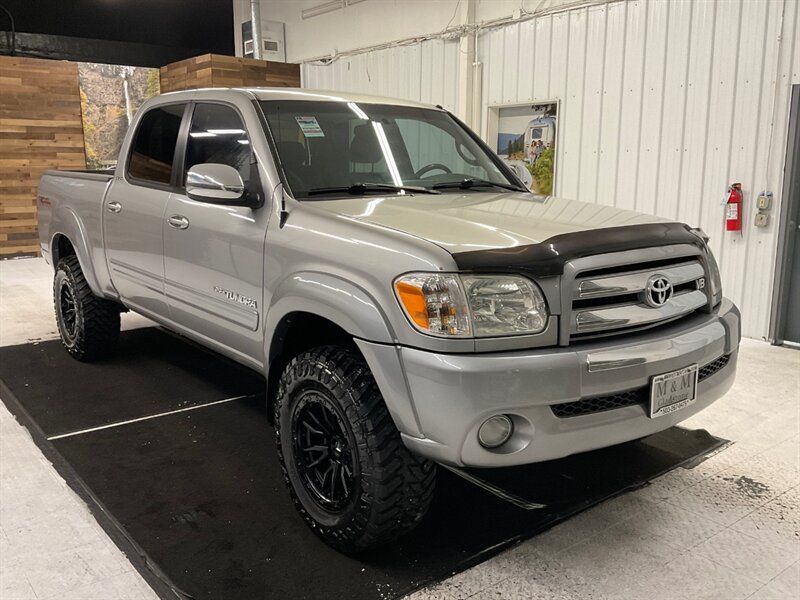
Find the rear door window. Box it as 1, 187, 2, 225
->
127, 104, 186, 185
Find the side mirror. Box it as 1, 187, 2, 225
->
186, 163, 245, 203
507, 161, 532, 189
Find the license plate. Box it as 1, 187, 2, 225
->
649, 365, 698, 418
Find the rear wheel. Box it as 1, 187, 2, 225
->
275, 346, 435, 553
54, 256, 121, 361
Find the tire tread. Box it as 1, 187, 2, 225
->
275, 345, 435, 553
54, 256, 120, 361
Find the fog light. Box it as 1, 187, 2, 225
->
478, 415, 514, 449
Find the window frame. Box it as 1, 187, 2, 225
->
174, 100, 254, 196
124, 101, 190, 192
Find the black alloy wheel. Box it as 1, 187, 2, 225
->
58, 280, 78, 342
292, 390, 358, 512
275, 346, 436, 553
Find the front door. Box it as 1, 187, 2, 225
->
104, 103, 187, 317
163, 102, 267, 365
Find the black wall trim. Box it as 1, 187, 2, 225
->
452, 222, 705, 276
0, 31, 213, 67
0, 0, 232, 66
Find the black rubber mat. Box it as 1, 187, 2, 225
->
0, 329, 726, 600
0, 328, 264, 437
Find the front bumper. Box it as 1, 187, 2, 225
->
357, 298, 740, 467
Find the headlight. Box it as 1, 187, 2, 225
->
690, 228, 723, 305
394, 273, 471, 337
461, 275, 548, 336
394, 273, 549, 338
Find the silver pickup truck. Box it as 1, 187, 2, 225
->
37, 88, 740, 553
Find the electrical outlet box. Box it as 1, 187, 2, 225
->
755, 212, 769, 227
757, 192, 773, 210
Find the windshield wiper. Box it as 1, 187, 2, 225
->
431, 178, 526, 193
307, 182, 440, 196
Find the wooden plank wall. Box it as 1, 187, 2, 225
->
0, 56, 86, 257
160, 53, 300, 93
0, 53, 299, 258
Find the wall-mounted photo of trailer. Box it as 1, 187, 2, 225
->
491, 102, 558, 196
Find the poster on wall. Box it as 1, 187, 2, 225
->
78, 63, 161, 170
495, 103, 557, 196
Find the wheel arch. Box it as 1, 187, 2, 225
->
51, 233, 76, 265
263, 275, 422, 437
265, 273, 396, 346
263, 273, 398, 426
265, 311, 358, 424
48, 208, 103, 297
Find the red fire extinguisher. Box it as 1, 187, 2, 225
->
725, 183, 743, 232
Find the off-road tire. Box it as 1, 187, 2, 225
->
275, 346, 436, 553
54, 256, 120, 361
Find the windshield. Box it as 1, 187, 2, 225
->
259, 100, 522, 198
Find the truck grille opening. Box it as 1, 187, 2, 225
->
697, 353, 730, 381
550, 353, 732, 418
566, 257, 709, 343
550, 388, 646, 418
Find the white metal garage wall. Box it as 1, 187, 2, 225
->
478, 0, 799, 340
302, 37, 462, 113
302, 0, 800, 340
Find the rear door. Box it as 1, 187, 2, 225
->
104, 102, 187, 317
162, 101, 268, 365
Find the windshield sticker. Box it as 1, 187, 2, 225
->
295, 116, 325, 137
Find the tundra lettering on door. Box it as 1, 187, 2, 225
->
213, 286, 258, 309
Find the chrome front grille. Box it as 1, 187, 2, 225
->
567, 258, 708, 341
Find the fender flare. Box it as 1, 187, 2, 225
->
264, 272, 426, 437
50, 207, 104, 296
265, 272, 395, 355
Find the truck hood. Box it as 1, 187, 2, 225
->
309, 192, 667, 252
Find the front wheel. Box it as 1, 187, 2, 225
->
275, 346, 436, 553
54, 256, 121, 361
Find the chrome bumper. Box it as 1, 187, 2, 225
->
357, 298, 740, 468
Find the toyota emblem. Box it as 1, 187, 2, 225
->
644, 276, 673, 307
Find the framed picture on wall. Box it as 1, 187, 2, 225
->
78, 63, 161, 170
486, 102, 558, 196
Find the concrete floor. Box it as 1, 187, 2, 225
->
1, 256, 798, 600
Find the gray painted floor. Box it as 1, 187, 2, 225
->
1, 257, 798, 600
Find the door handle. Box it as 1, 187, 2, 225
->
106, 201, 122, 213
167, 215, 190, 230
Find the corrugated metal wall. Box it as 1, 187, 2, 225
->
303, 37, 462, 112
302, 0, 800, 340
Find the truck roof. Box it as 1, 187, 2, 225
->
157, 87, 440, 110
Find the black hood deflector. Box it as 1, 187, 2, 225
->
452, 222, 705, 276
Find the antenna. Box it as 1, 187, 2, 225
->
279, 184, 288, 228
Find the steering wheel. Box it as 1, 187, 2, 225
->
414, 163, 452, 178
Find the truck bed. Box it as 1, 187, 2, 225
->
37, 169, 116, 278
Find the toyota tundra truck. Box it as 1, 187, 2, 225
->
37, 88, 740, 553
